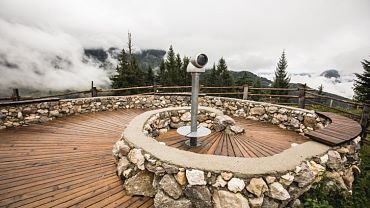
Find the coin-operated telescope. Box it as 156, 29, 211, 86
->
177, 53, 210, 147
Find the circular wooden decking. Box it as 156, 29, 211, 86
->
157, 117, 309, 157
0, 109, 309, 207
0, 109, 152, 208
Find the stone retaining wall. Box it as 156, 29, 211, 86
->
0, 95, 328, 131
113, 106, 360, 208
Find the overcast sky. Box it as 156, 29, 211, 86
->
1, 0, 369, 74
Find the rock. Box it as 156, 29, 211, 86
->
227, 178, 245, 193
250, 107, 265, 116
337, 147, 350, 154
291, 199, 302, 208
221, 172, 233, 181
162, 163, 178, 174
154, 190, 192, 208
320, 154, 328, 164
184, 186, 212, 208
265, 176, 276, 184
123, 170, 156, 197
327, 150, 342, 170
127, 148, 145, 170
280, 173, 294, 186
249, 197, 264, 208
198, 114, 208, 122
159, 129, 168, 135
269, 182, 290, 201
294, 165, 315, 188
175, 171, 187, 186
262, 197, 279, 208
267, 106, 278, 114
159, 174, 183, 199
214, 115, 236, 131
117, 157, 130, 177
271, 118, 280, 125
303, 115, 316, 128
308, 161, 325, 176
326, 171, 347, 190
343, 167, 354, 190
171, 116, 180, 123
213, 175, 227, 188
213, 190, 250, 208
17, 111, 23, 119
290, 118, 300, 128
186, 169, 206, 185
123, 168, 133, 178
112, 140, 131, 159
230, 125, 245, 134
170, 121, 185, 128
276, 114, 287, 122
215, 100, 223, 106
246, 178, 268, 197
278, 108, 288, 114
180, 112, 191, 122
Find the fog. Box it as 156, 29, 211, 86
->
0, 0, 369, 97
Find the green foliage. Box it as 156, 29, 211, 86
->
251, 76, 262, 101
318, 84, 323, 95
301, 176, 354, 208
353, 57, 370, 102
272, 50, 290, 94
236, 72, 253, 86
204, 64, 219, 86
350, 143, 370, 207
217, 58, 234, 87
158, 46, 190, 87
110, 34, 146, 90
145, 66, 155, 85
299, 123, 370, 208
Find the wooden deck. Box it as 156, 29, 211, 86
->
0, 108, 313, 207
306, 112, 362, 146
0, 109, 153, 208
157, 117, 309, 157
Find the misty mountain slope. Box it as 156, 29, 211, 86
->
259, 69, 355, 99
83, 48, 166, 70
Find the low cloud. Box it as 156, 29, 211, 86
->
0, 19, 110, 95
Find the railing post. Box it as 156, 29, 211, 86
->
12, 88, 20, 101
91, 81, 97, 97
153, 85, 157, 95
329, 99, 333, 108
360, 102, 370, 139
298, 84, 306, 109
242, 85, 249, 100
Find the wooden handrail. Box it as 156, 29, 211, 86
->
98, 85, 155, 92
249, 87, 299, 91
35, 91, 91, 99
306, 91, 364, 107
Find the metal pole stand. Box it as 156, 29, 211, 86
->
177, 72, 211, 147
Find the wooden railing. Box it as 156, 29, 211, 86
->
1, 83, 369, 139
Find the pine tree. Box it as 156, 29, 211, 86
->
180, 56, 191, 86
237, 72, 253, 86
251, 76, 262, 101
217, 58, 234, 87
110, 48, 130, 88
165, 45, 177, 85
272, 50, 290, 98
318, 84, 323, 95
158, 60, 167, 85
353, 57, 370, 102
145, 66, 155, 85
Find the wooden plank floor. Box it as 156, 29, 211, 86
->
157, 117, 309, 158
306, 112, 362, 146
0, 109, 153, 208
